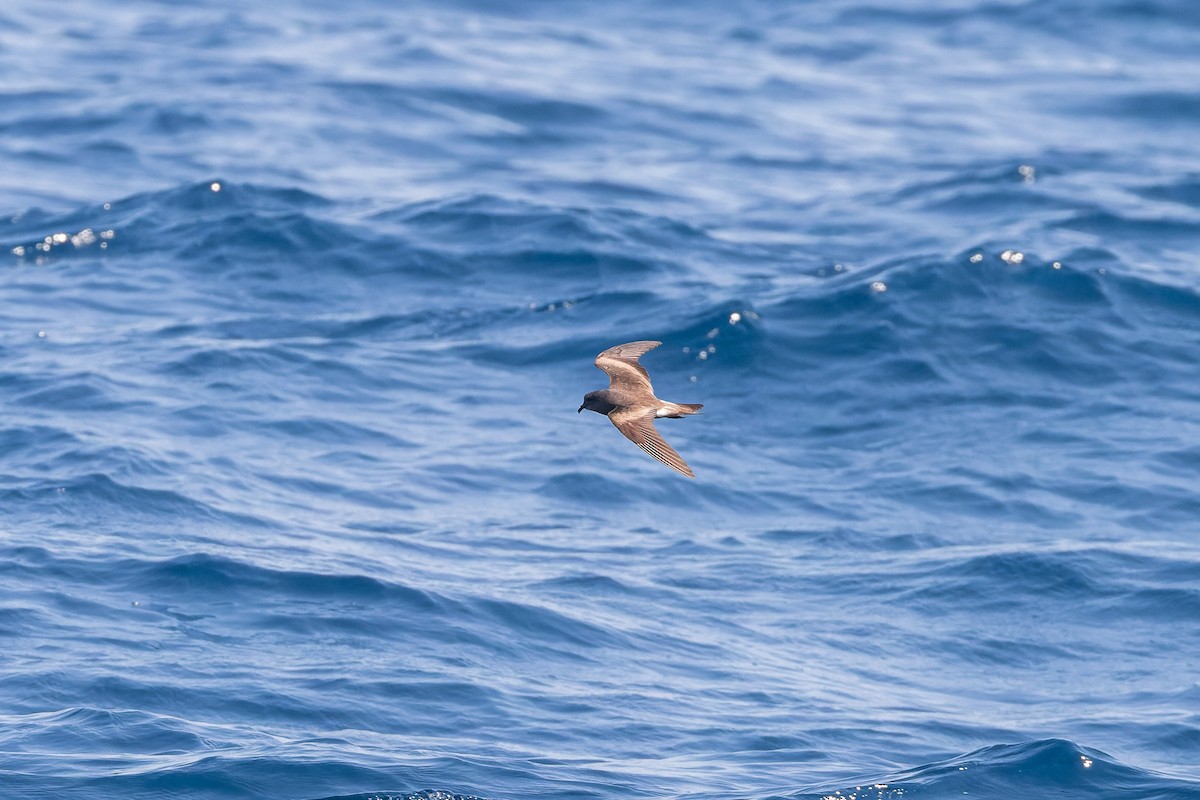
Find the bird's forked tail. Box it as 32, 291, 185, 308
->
659, 402, 704, 418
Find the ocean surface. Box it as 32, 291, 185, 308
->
3, 1, 1200, 798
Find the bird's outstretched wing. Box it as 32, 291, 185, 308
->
595, 340, 661, 393
609, 407, 695, 478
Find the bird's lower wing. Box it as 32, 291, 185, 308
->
609, 408, 695, 478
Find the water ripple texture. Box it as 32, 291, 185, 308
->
3, 1, 1200, 799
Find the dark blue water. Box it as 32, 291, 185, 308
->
3, 1, 1200, 798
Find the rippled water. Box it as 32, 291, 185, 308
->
3, 1, 1200, 799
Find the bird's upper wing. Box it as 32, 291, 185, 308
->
594, 340, 662, 392
609, 407, 695, 478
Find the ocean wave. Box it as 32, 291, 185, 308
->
6, 0, 1200, 798
798, 739, 1200, 800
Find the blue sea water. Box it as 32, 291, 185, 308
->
3, 0, 1200, 798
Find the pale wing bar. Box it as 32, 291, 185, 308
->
595, 340, 661, 391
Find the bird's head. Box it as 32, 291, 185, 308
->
578, 390, 614, 415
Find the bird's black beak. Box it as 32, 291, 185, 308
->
577, 404, 584, 413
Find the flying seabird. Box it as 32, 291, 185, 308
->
578, 340, 703, 478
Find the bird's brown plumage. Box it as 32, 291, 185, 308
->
609, 407, 696, 478
594, 340, 660, 392
582, 340, 702, 478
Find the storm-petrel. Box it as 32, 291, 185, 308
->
578, 340, 703, 478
